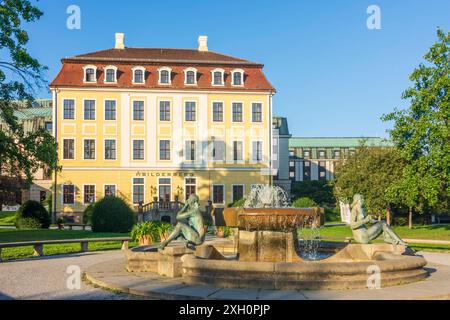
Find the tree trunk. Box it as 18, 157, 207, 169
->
408, 207, 413, 229
386, 208, 391, 226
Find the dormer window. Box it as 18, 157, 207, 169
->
83, 65, 97, 83
232, 69, 244, 86
132, 66, 145, 84
211, 68, 225, 85
104, 66, 117, 83
158, 67, 172, 85
184, 68, 197, 85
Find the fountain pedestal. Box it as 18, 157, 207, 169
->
238, 230, 303, 262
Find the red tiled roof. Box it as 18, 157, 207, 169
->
50, 62, 275, 91
64, 48, 261, 66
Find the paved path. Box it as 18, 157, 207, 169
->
0, 250, 139, 300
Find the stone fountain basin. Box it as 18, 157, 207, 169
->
182, 243, 428, 290
223, 207, 323, 231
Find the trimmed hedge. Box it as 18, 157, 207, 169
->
15, 200, 51, 229
292, 197, 317, 208
91, 197, 135, 233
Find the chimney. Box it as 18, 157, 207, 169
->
115, 33, 125, 49
198, 35, 208, 52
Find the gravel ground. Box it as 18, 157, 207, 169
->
0, 250, 141, 300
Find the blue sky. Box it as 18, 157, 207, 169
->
24, 0, 450, 137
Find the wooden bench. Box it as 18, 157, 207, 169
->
0, 237, 131, 262
63, 223, 89, 230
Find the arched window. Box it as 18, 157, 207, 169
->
85, 68, 96, 82
134, 70, 143, 83
211, 68, 224, 85
184, 68, 197, 85
232, 69, 243, 86
104, 66, 117, 83
158, 67, 172, 84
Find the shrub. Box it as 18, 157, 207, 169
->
325, 207, 341, 223
91, 197, 135, 232
130, 221, 173, 243
292, 197, 317, 208
15, 200, 50, 229
83, 203, 94, 225
228, 198, 246, 208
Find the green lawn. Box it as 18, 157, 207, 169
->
0, 229, 137, 261
0, 211, 16, 225
300, 224, 450, 252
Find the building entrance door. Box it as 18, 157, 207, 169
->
158, 178, 171, 209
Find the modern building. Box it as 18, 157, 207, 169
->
0, 102, 53, 206
288, 137, 392, 182
50, 34, 275, 220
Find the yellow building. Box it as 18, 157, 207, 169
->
50, 33, 275, 220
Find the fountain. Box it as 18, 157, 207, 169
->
126, 186, 428, 290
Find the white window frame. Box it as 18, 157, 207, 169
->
82, 98, 97, 121
251, 101, 263, 123
104, 139, 117, 160
212, 184, 225, 205
132, 99, 145, 121
184, 140, 196, 162
62, 138, 76, 160
132, 177, 146, 204
184, 100, 197, 122
131, 66, 146, 84
211, 68, 225, 86
158, 67, 172, 85
157, 177, 172, 202
184, 67, 198, 85
231, 184, 245, 203
103, 184, 117, 197
158, 139, 172, 161
251, 140, 264, 163
82, 138, 96, 160
211, 139, 225, 163
103, 65, 118, 84
231, 68, 244, 86
62, 98, 76, 120
158, 100, 172, 122
132, 139, 145, 161
231, 101, 244, 122
232, 140, 245, 163
104, 99, 117, 121
211, 100, 224, 122
83, 65, 97, 83
82, 184, 96, 205
61, 184, 75, 205
184, 177, 197, 201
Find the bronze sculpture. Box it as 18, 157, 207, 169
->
159, 194, 205, 249
350, 194, 407, 246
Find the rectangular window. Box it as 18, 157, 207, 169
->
303, 161, 311, 181
212, 140, 225, 161
45, 122, 52, 132
252, 103, 262, 122
185, 178, 196, 201
185, 140, 195, 161
213, 185, 224, 204
232, 102, 243, 122
233, 141, 243, 161
333, 150, 341, 158
318, 150, 326, 158
185, 101, 196, 121
104, 139, 116, 160
105, 100, 116, 120
133, 140, 144, 160
62, 185, 75, 204
84, 100, 95, 120
104, 185, 116, 197
159, 101, 171, 121
252, 141, 263, 162
63, 99, 75, 119
159, 140, 170, 160
212, 102, 223, 122
133, 101, 144, 121
133, 178, 144, 204
319, 161, 327, 180
63, 139, 75, 160
303, 150, 310, 158
232, 185, 244, 203
84, 139, 95, 159
84, 185, 95, 204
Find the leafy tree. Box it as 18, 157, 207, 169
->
382, 29, 450, 226
291, 180, 335, 207
333, 145, 405, 224
0, 0, 58, 207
